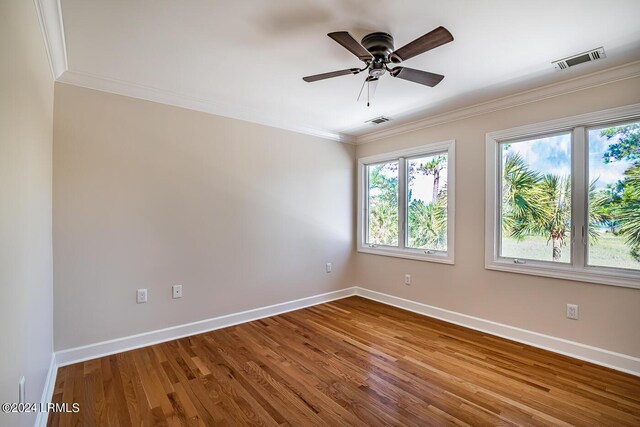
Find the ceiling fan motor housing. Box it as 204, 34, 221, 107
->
361, 32, 395, 60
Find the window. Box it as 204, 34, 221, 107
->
366, 161, 398, 246
358, 140, 455, 263
486, 104, 640, 288
587, 124, 640, 271
500, 133, 572, 263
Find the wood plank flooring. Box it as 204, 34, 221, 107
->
48, 296, 640, 426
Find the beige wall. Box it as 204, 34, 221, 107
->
53, 83, 356, 350
52, 62, 639, 360
355, 76, 640, 357
0, 1, 54, 426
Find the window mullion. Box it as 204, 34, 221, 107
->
398, 157, 407, 249
494, 141, 502, 261
572, 126, 587, 269
363, 164, 369, 245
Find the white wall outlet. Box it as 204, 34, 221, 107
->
18, 376, 25, 404
567, 304, 579, 320
325, 262, 332, 273
136, 288, 148, 304
404, 274, 411, 285
172, 284, 183, 299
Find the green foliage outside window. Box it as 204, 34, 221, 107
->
501, 123, 640, 267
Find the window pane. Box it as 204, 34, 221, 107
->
500, 134, 572, 263
587, 122, 640, 271
366, 161, 398, 246
407, 154, 448, 250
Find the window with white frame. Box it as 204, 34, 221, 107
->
358, 140, 455, 263
485, 104, 640, 288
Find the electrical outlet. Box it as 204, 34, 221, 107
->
404, 274, 411, 285
325, 263, 332, 273
566, 304, 579, 320
172, 284, 183, 299
18, 376, 25, 404
137, 288, 148, 304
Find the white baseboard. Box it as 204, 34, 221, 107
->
55, 287, 357, 367
355, 287, 640, 376
34, 353, 57, 427
53, 285, 639, 377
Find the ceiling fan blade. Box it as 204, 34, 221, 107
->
303, 68, 359, 82
357, 76, 379, 102
390, 26, 453, 63
328, 31, 373, 61
390, 67, 444, 87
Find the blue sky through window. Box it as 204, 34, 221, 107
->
589, 128, 634, 189
408, 155, 447, 204
503, 134, 571, 178
501, 131, 633, 189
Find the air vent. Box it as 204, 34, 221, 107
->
552, 47, 606, 71
366, 116, 391, 125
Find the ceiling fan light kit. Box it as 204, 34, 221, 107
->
303, 26, 454, 106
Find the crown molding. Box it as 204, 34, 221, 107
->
58, 70, 355, 144
31, 0, 351, 143
31, 0, 637, 147
34, 0, 68, 79
355, 60, 640, 145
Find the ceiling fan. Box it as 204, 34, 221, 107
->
303, 27, 454, 106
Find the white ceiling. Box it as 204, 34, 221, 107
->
59, 0, 640, 140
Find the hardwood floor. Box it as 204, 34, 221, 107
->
48, 296, 640, 426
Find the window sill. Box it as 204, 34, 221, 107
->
485, 259, 640, 289
358, 246, 454, 264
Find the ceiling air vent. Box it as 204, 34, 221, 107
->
366, 116, 391, 125
552, 47, 606, 70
